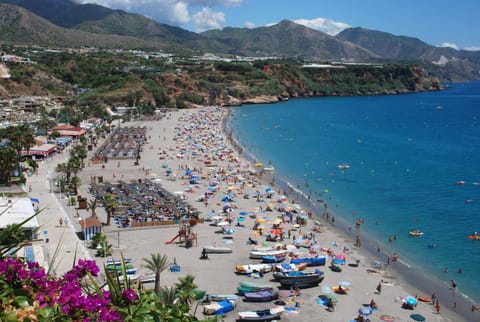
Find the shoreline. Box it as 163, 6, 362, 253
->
34, 106, 471, 321
224, 106, 475, 321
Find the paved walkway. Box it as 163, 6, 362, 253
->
27, 147, 92, 276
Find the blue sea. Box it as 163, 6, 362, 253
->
227, 82, 480, 306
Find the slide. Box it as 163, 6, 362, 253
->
165, 234, 180, 244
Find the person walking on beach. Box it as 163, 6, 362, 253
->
435, 300, 441, 314
376, 281, 382, 294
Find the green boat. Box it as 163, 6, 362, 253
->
238, 281, 275, 295
106, 263, 135, 271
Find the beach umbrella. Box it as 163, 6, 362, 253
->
256, 218, 267, 223
217, 221, 229, 226
322, 285, 333, 294
410, 314, 426, 322
359, 307, 372, 316
406, 296, 417, 306
237, 217, 246, 223
239, 211, 248, 216
269, 229, 282, 235
338, 281, 351, 287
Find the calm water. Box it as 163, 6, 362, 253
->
228, 82, 480, 304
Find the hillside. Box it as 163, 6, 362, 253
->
0, 50, 442, 109
336, 27, 480, 82
0, 0, 479, 81
201, 20, 377, 60
0, 4, 166, 49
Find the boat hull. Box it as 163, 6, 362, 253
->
290, 256, 326, 266
204, 246, 233, 254
249, 249, 288, 259
278, 275, 324, 289
236, 310, 282, 322
244, 290, 279, 302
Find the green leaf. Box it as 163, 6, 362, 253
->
13, 295, 31, 308
4, 311, 19, 322
37, 307, 54, 318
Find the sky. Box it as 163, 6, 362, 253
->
77, 0, 480, 51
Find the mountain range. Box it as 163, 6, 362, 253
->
1, 0, 479, 82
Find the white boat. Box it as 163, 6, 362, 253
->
274, 263, 300, 273
337, 163, 350, 169
409, 229, 424, 236
249, 249, 288, 259
236, 263, 273, 274
203, 246, 233, 254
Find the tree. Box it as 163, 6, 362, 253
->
0, 146, 18, 184
143, 253, 170, 294
102, 194, 118, 226
174, 274, 198, 307
69, 176, 81, 195
87, 199, 98, 217
5, 123, 35, 174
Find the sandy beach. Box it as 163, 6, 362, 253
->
29, 107, 471, 322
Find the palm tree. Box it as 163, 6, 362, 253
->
157, 286, 178, 307
56, 175, 67, 194
87, 199, 98, 217
69, 176, 81, 195
174, 274, 198, 306
102, 194, 118, 226
143, 253, 170, 294
55, 162, 72, 184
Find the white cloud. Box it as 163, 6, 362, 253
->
464, 46, 480, 51
244, 21, 256, 29
440, 42, 459, 50
76, 0, 245, 29
293, 17, 350, 36
192, 7, 225, 32
77, 1, 191, 25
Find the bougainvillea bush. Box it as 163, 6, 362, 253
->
0, 217, 218, 322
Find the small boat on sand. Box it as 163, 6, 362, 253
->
203, 299, 237, 315
290, 256, 327, 266
237, 281, 276, 295
235, 263, 273, 274
204, 294, 240, 302
249, 249, 288, 259
236, 307, 284, 322
203, 246, 233, 254
278, 272, 325, 289
244, 290, 279, 302
262, 254, 286, 263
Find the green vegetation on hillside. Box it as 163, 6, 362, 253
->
2, 49, 441, 110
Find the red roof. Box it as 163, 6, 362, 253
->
49, 124, 86, 136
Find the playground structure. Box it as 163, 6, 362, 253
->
165, 222, 197, 248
